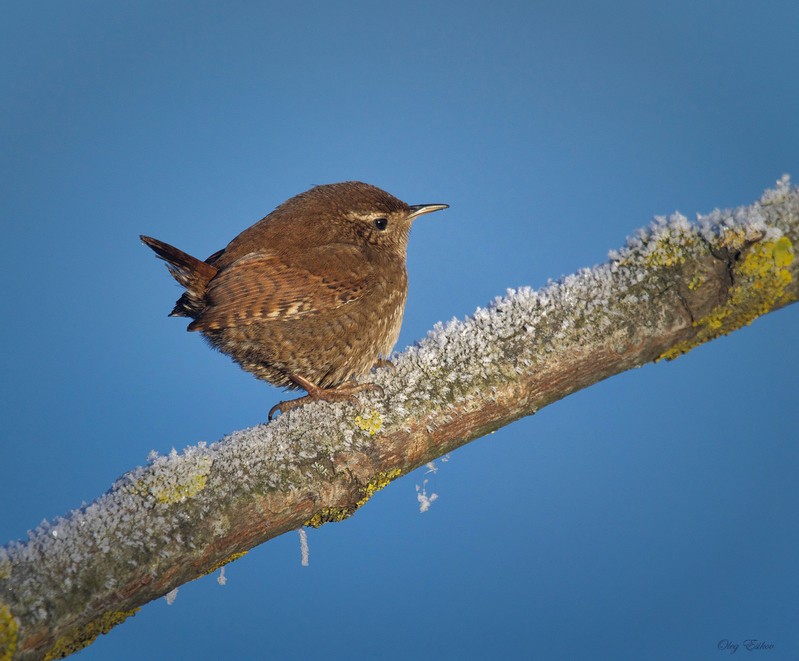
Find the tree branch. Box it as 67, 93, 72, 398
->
2, 179, 797, 660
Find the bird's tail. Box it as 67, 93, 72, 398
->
140, 235, 217, 318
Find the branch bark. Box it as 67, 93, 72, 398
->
2, 180, 798, 660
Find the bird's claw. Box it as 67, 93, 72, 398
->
268, 379, 384, 421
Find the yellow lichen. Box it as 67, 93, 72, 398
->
304, 469, 403, 528
0, 604, 19, 661
687, 274, 704, 290
304, 507, 353, 528
204, 551, 248, 576
718, 226, 749, 251
356, 469, 402, 508
133, 456, 213, 504
43, 609, 139, 660
773, 236, 794, 267
659, 236, 795, 361
354, 410, 384, 435
643, 233, 691, 268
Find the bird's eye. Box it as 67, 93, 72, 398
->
373, 217, 388, 230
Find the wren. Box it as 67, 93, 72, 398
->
141, 181, 447, 419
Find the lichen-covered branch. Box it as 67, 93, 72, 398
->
2, 179, 797, 660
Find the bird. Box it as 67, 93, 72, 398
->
141, 181, 448, 420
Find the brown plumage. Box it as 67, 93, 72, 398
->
141, 181, 447, 419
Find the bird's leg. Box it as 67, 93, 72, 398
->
268, 374, 384, 421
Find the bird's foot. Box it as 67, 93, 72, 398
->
268, 375, 384, 421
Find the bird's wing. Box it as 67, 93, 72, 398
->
188, 244, 372, 332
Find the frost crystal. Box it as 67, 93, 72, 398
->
298, 529, 309, 567
416, 480, 438, 513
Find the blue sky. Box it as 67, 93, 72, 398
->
2, 2, 798, 659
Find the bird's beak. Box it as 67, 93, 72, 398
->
407, 203, 449, 220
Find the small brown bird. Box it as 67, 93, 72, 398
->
141, 181, 447, 419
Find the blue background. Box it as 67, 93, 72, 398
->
2, 2, 798, 659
